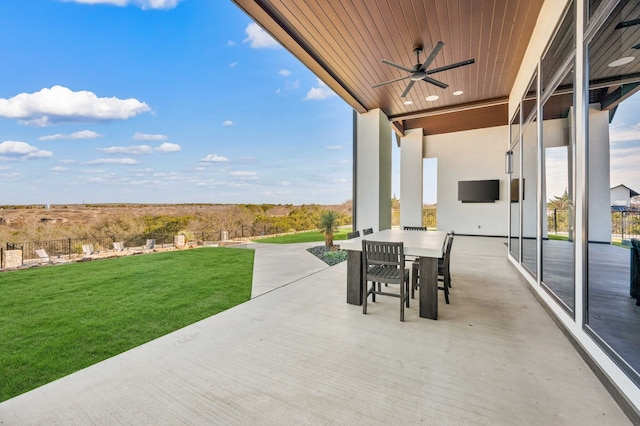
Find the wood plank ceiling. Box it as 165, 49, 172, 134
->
231, 0, 545, 136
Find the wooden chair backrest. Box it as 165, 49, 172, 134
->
362, 240, 404, 269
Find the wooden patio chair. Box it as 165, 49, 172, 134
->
362, 240, 410, 321
411, 231, 455, 303
403, 226, 427, 231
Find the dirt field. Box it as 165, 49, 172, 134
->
0, 203, 353, 244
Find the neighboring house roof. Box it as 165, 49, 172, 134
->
611, 184, 640, 197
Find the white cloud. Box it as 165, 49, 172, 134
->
231, 171, 258, 179
133, 132, 167, 141
61, 0, 183, 10
87, 158, 138, 165
326, 145, 342, 151
279, 69, 291, 77
243, 22, 280, 49
0, 141, 52, 160
610, 122, 640, 143
156, 142, 181, 153
227, 40, 236, 46
52, 166, 68, 172
201, 154, 229, 162
223, 120, 235, 126
305, 79, 337, 101
39, 130, 103, 141
98, 143, 180, 154
0, 171, 20, 180
280, 180, 292, 186
276, 79, 300, 96
229, 62, 238, 68
0, 85, 150, 126
99, 145, 154, 154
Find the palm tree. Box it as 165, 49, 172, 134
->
318, 210, 339, 248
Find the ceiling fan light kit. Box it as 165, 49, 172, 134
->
373, 42, 475, 98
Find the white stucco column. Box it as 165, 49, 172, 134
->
400, 128, 424, 228
354, 109, 392, 232
588, 105, 611, 243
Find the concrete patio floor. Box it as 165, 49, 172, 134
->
0, 236, 632, 424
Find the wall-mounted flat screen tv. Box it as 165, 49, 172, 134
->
458, 179, 500, 203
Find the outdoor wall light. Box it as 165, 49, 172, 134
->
505, 150, 513, 174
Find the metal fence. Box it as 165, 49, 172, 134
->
422, 208, 437, 228
612, 210, 640, 239
1, 224, 289, 269
546, 209, 640, 239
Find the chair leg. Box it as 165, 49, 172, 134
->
443, 274, 450, 304
363, 281, 368, 314
411, 264, 418, 299
405, 278, 410, 308
400, 284, 405, 322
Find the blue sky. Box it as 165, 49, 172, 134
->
0, 0, 367, 205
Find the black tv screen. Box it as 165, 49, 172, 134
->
458, 179, 500, 203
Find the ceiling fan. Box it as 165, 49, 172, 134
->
372, 42, 475, 98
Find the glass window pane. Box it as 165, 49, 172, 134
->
540, 1, 575, 313
510, 110, 521, 260
522, 116, 538, 277
542, 1, 574, 95
541, 66, 575, 311
587, 0, 640, 383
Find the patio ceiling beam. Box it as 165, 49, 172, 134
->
600, 82, 640, 111
387, 96, 509, 122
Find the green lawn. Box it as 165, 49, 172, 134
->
0, 247, 254, 402
255, 227, 352, 244
548, 234, 569, 241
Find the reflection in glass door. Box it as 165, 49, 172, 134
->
509, 141, 520, 261
586, 0, 640, 384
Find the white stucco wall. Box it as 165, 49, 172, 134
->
355, 109, 392, 232
424, 125, 509, 236
588, 105, 612, 242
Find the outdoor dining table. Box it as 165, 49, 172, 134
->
339, 229, 448, 320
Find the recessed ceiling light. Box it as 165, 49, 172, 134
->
453, 90, 464, 96
403, 100, 414, 105
425, 95, 439, 102
608, 57, 635, 67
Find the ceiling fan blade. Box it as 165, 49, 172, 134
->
372, 75, 411, 88
381, 59, 415, 73
419, 41, 444, 71
615, 18, 640, 30
422, 76, 448, 89
401, 80, 416, 98
426, 58, 475, 75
